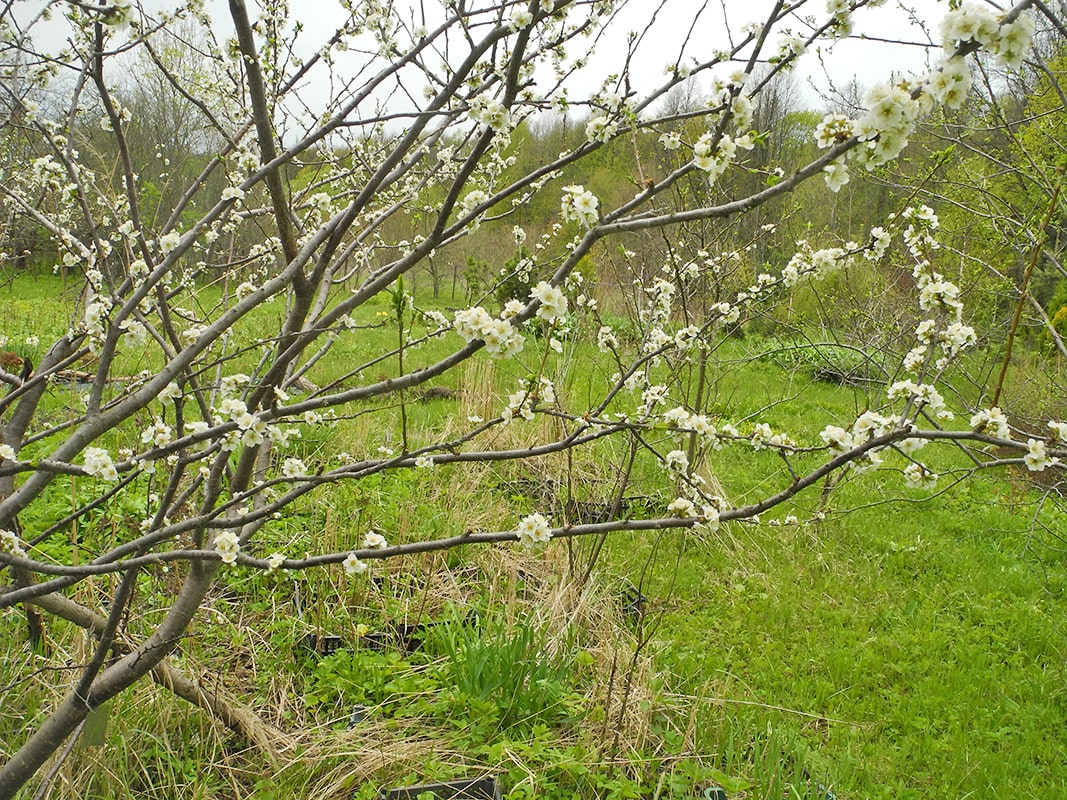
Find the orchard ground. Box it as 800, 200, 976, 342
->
1, 274, 1063, 800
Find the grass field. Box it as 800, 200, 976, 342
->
1, 274, 1064, 799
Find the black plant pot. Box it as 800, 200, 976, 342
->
298, 633, 344, 657
379, 776, 501, 800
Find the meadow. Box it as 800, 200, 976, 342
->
1, 273, 1063, 799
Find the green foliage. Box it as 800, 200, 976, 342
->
753, 335, 890, 387
304, 647, 442, 720
422, 609, 577, 734
616, 472, 1066, 800
493, 249, 533, 306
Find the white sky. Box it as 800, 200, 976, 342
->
15, 0, 953, 119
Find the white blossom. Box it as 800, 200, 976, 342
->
940, 3, 1000, 51
515, 512, 552, 549
281, 457, 307, 478
158, 231, 181, 255
459, 189, 487, 218
560, 184, 599, 227
530, 281, 569, 324
140, 419, 173, 448
83, 447, 118, 481
697, 505, 721, 532
507, 8, 533, 30
970, 408, 1010, 440
820, 425, 854, 455
991, 14, 1034, 69
1048, 421, 1067, 444
213, 531, 240, 565
903, 462, 938, 490
453, 306, 524, 357
120, 319, 148, 347
597, 325, 618, 351
585, 115, 617, 143
665, 449, 689, 472
1024, 439, 1057, 472
159, 382, 181, 402
343, 553, 368, 575
668, 497, 698, 517
823, 159, 849, 192
1, 529, 27, 558
659, 131, 681, 150
814, 114, 853, 148
363, 530, 388, 549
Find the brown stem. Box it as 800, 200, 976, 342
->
992, 162, 1065, 407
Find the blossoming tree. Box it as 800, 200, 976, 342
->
0, 0, 1064, 795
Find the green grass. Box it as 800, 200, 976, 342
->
607, 475, 1065, 799
2, 274, 1065, 799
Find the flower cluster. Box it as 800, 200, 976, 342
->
141, 420, 172, 452
902, 205, 939, 259
853, 81, 920, 170
810, 5, 1034, 182
855, 409, 897, 449
662, 406, 719, 447
515, 512, 552, 550
560, 184, 599, 227
825, 0, 853, 38
120, 318, 149, 348
781, 241, 852, 286
940, 3, 1033, 69
888, 380, 950, 421
925, 57, 972, 109
776, 33, 807, 63
1023, 439, 1060, 472
468, 95, 511, 132
812, 411, 901, 476
667, 497, 697, 517
823, 159, 849, 192
585, 115, 617, 143
1, 529, 27, 558
659, 131, 681, 150
502, 377, 556, 423
969, 408, 1010, 440
597, 325, 618, 352
452, 307, 524, 357
507, 8, 534, 31
692, 132, 751, 185
82, 447, 119, 481
281, 457, 307, 479
215, 396, 265, 449
652, 403, 729, 531
750, 422, 794, 451
459, 189, 488, 218
820, 425, 854, 455
903, 462, 938, 490
83, 295, 113, 352
363, 530, 388, 549
530, 281, 568, 324
1049, 421, 1067, 444
213, 531, 240, 565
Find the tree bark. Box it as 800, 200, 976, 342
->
0, 561, 222, 799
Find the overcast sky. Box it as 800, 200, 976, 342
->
16, 0, 952, 118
